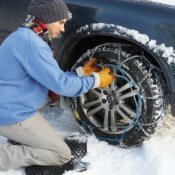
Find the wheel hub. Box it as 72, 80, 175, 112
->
78, 45, 142, 135
107, 94, 115, 103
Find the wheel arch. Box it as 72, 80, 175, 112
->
58, 23, 175, 116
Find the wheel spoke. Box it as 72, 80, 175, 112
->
110, 69, 117, 90
118, 104, 137, 118
103, 110, 109, 130
116, 107, 133, 124
111, 110, 116, 133
110, 78, 116, 90
119, 90, 139, 100
87, 105, 103, 116
83, 99, 101, 109
91, 89, 102, 98
117, 82, 133, 94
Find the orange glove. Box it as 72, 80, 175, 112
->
82, 58, 100, 76
92, 68, 114, 88
76, 58, 100, 77
98, 68, 114, 88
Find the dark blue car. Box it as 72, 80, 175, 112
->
1, 0, 175, 148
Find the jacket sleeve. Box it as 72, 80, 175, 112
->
22, 46, 95, 97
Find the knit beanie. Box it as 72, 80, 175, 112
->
27, 0, 69, 23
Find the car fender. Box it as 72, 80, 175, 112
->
59, 23, 175, 116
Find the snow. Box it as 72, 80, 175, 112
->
146, 0, 175, 6
77, 23, 175, 65
1, 105, 175, 175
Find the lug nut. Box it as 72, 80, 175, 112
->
102, 99, 106, 103
111, 91, 115, 95
109, 104, 113, 109
103, 91, 108, 95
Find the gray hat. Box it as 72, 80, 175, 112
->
27, 0, 69, 23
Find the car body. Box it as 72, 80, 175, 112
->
1, 0, 175, 147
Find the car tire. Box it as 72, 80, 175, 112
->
71, 43, 168, 148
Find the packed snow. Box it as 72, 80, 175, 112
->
1, 104, 175, 175
146, 0, 175, 6
77, 23, 175, 65
1, 0, 175, 175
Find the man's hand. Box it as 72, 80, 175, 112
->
93, 68, 114, 88
75, 58, 114, 88
76, 58, 100, 77
98, 68, 114, 88
82, 58, 100, 76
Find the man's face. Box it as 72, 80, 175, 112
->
46, 19, 67, 39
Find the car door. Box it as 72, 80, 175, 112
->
0, 0, 30, 44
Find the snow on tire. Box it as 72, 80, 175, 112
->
71, 43, 168, 148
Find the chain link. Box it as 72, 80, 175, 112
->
69, 62, 144, 144
69, 43, 166, 144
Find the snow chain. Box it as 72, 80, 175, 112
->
69, 43, 167, 145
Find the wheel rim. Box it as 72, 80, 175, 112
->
80, 64, 142, 135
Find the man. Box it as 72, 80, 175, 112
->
0, 0, 113, 171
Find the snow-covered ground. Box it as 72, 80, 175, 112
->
1, 104, 175, 175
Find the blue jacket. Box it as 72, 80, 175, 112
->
0, 27, 95, 126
